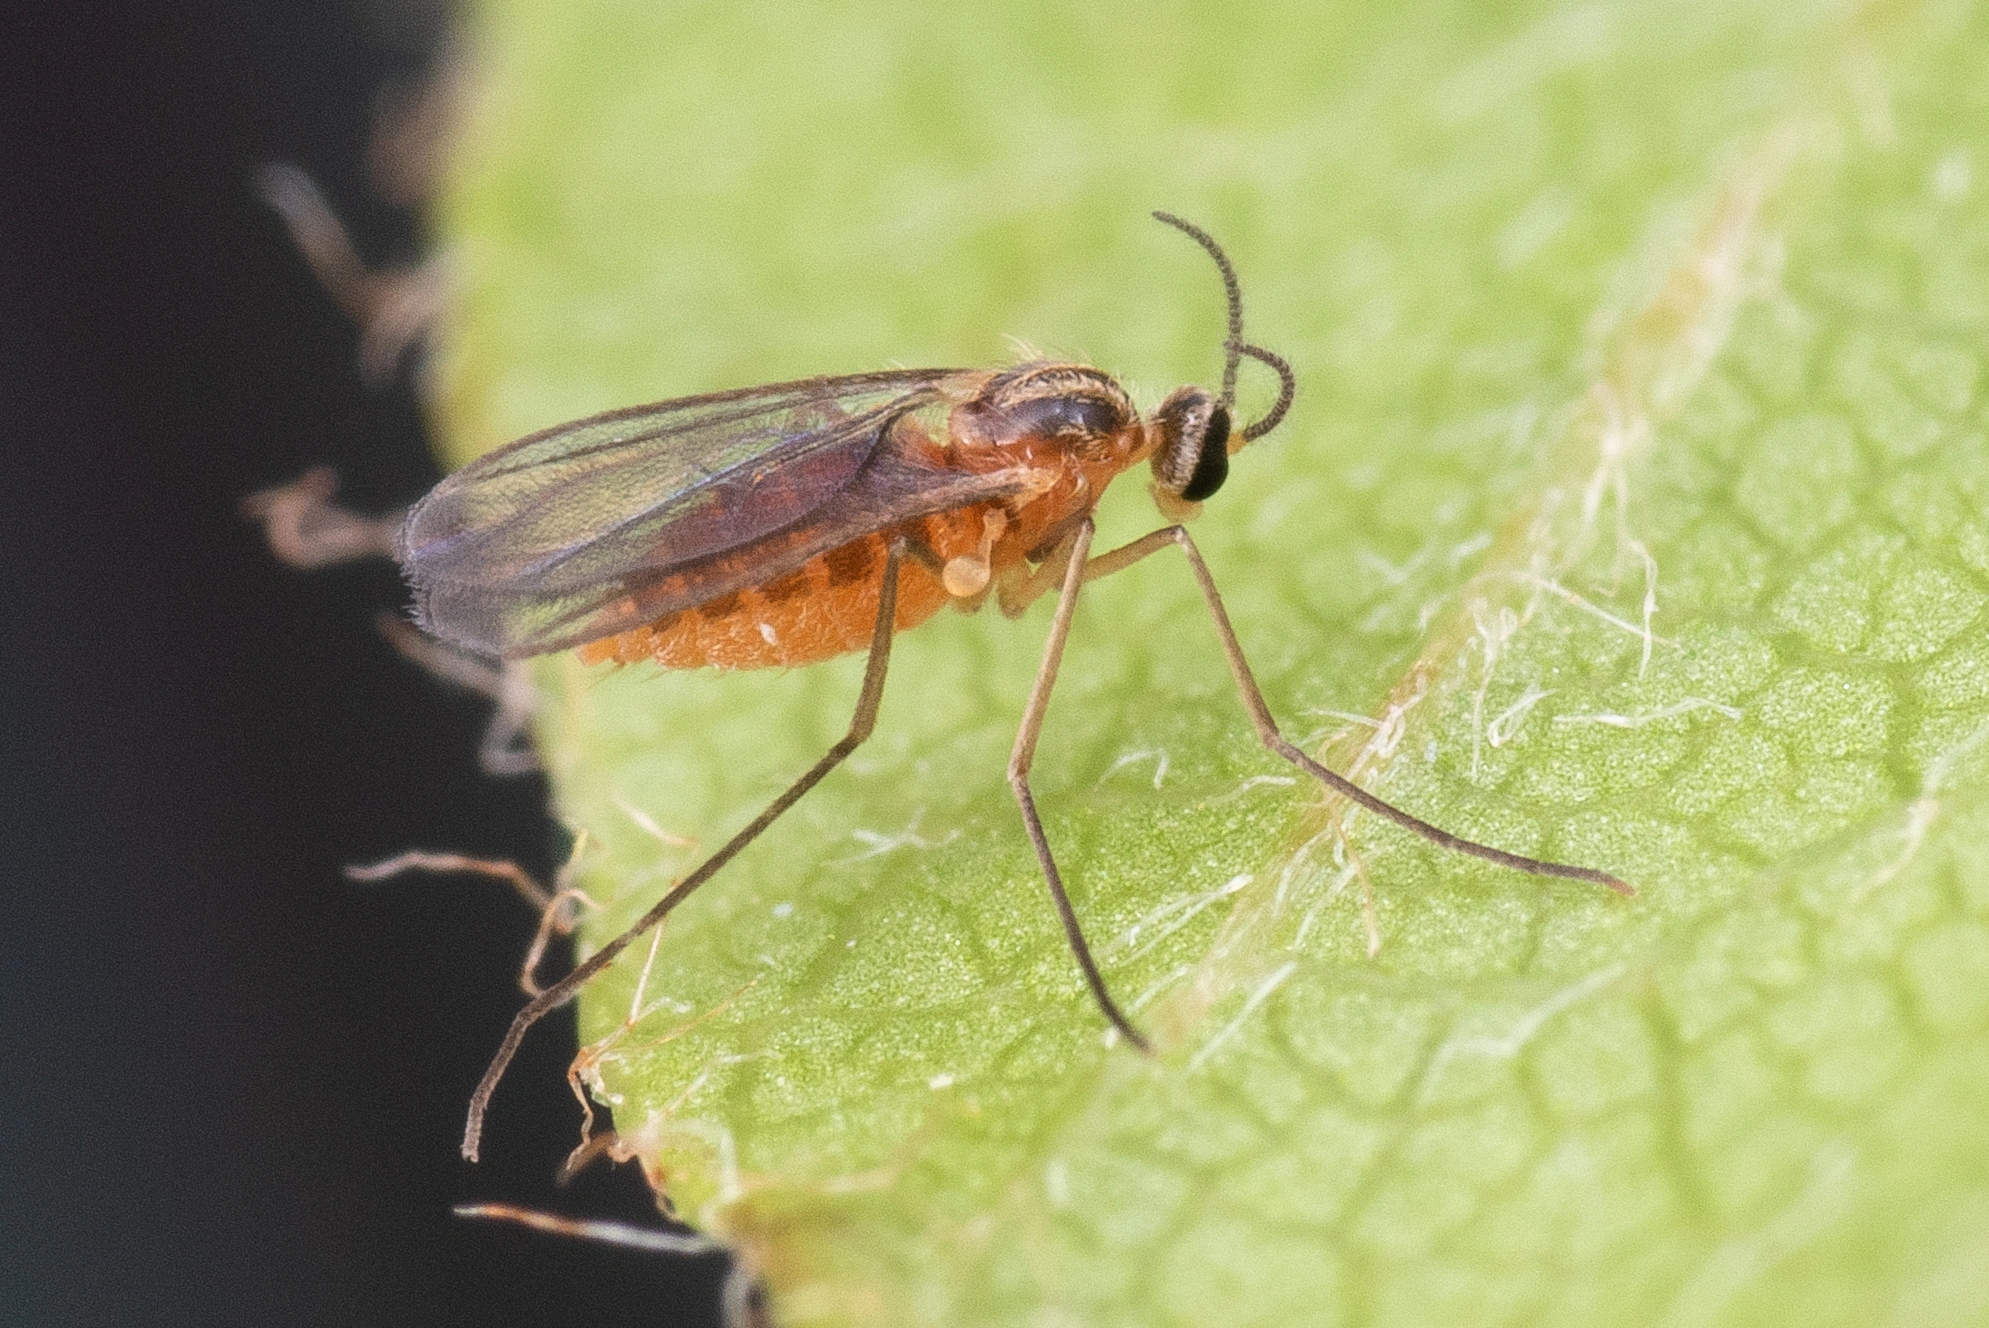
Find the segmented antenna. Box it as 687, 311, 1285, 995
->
1236, 343, 1294, 442
1151, 211, 1244, 407
1150, 211, 1297, 443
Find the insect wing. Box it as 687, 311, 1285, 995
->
401, 369, 966, 656
494, 444, 1039, 655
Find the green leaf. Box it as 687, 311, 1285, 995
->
436, 1, 1989, 1322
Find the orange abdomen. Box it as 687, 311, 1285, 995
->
579, 506, 992, 671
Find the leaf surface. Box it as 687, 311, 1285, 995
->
437, 1, 1989, 1321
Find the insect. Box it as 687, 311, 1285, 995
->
404, 213, 1632, 1162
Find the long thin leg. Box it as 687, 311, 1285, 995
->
1096, 525, 1633, 895
994, 523, 1181, 619
1006, 519, 1154, 1053
461, 541, 910, 1161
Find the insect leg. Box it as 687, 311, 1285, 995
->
1099, 526, 1633, 896
1007, 518, 1153, 1053
996, 523, 1183, 619
1077, 525, 1183, 586
460, 541, 911, 1161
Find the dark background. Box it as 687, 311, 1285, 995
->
1, 1, 727, 1323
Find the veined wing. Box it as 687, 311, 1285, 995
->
401, 368, 977, 656
419, 444, 1038, 657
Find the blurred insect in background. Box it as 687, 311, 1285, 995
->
401, 213, 1633, 1162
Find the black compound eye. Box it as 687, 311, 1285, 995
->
1178, 405, 1231, 501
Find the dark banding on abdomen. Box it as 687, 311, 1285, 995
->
823, 538, 877, 587
760, 567, 815, 603
697, 590, 743, 621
